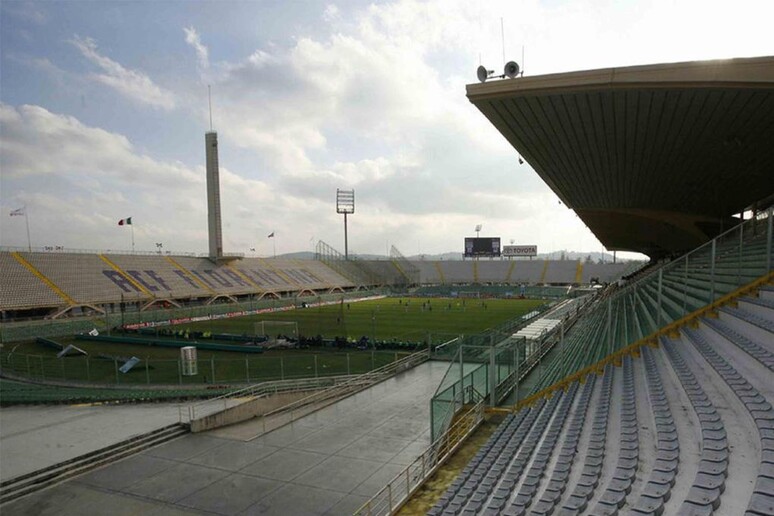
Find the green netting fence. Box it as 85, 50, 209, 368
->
430, 336, 532, 441
0, 349, 405, 386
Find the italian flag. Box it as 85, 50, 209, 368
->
118, 217, 133, 226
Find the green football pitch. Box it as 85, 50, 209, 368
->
1, 296, 549, 389
178, 296, 547, 342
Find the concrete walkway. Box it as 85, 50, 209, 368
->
0, 403, 181, 481
2, 360, 453, 515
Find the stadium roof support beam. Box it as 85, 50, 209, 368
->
140, 298, 181, 312
466, 56, 774, 258
205, 294, 238, 306
48, 303, 105, 320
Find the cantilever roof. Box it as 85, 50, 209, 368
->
467, 56, 774, 257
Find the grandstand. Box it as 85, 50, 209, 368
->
0, 245, 629, 326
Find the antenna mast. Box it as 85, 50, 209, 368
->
500, 16, 510, 66
521, 45, 525, 76
208, 85, 213, 131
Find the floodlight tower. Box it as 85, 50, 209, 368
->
475, 224, 482, 238
205, 86, 223, 260
336, 189, 355, 259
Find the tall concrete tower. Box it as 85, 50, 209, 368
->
205, 131, 223, 259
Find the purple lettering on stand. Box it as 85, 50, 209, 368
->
127, 270, 159, 292
172, 270, 201, 289
145, 270, 171, 291
221, 268, 250, 287
191, 270, 215, 287
303, 269, 322, 282
102, 270, 141, 292
284, 269, 306, 283
237, 268, 262, 285
205, 270, 233, 287
267, 270, 286, 284
251, 269, 277, 285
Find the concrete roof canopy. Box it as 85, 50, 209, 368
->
466, 56, 774, 258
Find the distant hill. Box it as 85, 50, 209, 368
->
280, 250, 643, 264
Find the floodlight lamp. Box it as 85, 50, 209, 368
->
336, 188, 355, 214
475, 224, 482, 232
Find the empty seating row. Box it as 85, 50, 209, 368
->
590, 355, 638, 514
502, 382, 579, 514
431, 289, 773, 515
531, 375, 597, 515
661, 337, 728, 514
630, 345, 680, 515
404, 260, 631, 286
0, 252, 62, 308
683, 328, 774, 516
560, 365, 614, 514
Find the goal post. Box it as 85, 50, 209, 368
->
254, 321, 299, 346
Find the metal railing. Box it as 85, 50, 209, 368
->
0, 245, 198, 257
354, 387, 485, 516
180, 374, 361, 422
529, 206, 773, 395
182, 349, 430, 433
0, 348, 407, 387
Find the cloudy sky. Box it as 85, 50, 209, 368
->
1, 0, 772, 259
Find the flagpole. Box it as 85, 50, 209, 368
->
273, 234, 276, 259
24, 206, 31, 252
131, 224, 135, 252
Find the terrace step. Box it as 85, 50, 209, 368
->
0, 423, 188, 505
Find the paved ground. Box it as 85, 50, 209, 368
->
1, 403, 181, 481
3, 360, 454, 515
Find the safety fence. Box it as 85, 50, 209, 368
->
0, 349, 408, 386
430, 301, 553, 363
429, 294, 594, 441
182, 349, 430, 433
413, 285, 572, 299
429, 340, 523, 442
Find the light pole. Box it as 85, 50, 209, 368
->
155, 242, 163, 255
336, 189, 355, 259
371, 310, 376, 348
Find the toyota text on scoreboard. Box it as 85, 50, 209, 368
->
502, 245, 538, 257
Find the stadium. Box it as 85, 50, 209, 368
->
1, 23, 774, 516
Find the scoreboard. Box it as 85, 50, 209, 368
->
464, 237, 501, 258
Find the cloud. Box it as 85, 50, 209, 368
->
0, 103, 341, 254
183, 26, 209, 72
0, 103, 195, 184
129, 0, 612, 256
323, 4, 340, 23
3, 2, 48, 25
11, 0, 727, 259
69, 35, 176, 110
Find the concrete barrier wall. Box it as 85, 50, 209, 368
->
190, 391, 312, 433
189, 354, 426, 433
